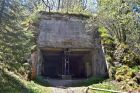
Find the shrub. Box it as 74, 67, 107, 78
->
114, 66, 139, 90
115, 66, 135, 82
114, 43, 140, 67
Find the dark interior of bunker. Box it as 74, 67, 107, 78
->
41, 48, 92, 79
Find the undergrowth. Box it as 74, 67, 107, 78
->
0, 69, 51, 93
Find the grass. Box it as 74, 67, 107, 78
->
0, 69, 51, 93
69, 76, 122, 93
39, 11, 92, 18
0, 67, 123, 93
91, 82, 120, 93
71, 77, 122, 93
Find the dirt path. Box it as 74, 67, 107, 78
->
45, 79, 91, 93
52, 87, 89, 93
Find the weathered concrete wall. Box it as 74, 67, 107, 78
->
31, 51, 38, 79
37, 13, 94, 48
30, 49, 43, 78
92, 30, 108, 77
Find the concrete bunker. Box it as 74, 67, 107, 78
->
31, 11, 108, 80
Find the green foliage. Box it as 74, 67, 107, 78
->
0, 0, 44, 77
97, 0, 140, 51
113, 43, 129, 63
0, 0, 35, 74
0, 68, 51, 93
132, 66, 140, 73
108, 66, 116, 79
0, 70, 28, 93
122, 52, 137, 66
115, 66, 135, 81
99, 26, 114, 45
114, 66, 139, 90
99, 26, 116, 64
113, 43, 140, 67
92, 0, 140, 91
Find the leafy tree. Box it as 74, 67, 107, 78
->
0, 0, 34, 70
97, 0, 140, 53
41, 0, 89, 13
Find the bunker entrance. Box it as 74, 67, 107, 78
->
41, 48, 92, 79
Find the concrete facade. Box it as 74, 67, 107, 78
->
31, 11, 108, 79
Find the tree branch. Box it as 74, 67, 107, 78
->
42, 0, 51, 12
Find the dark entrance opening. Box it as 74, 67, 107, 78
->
41, 48, 92, 79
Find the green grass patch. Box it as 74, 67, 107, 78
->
0, 69, 51, 93
0, 70, 28, 93
91, 82, 121, 93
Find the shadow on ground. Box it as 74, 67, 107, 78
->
0, 70, 51, 93
71, 77, 106, 87
34, 75, 106, 87
0, 70, 31, 93
34, 76, 50, 87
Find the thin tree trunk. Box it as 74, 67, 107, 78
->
58, 0, 60, 10
66, 0, 69, 13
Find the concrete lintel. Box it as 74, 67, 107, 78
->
40, 48, 92, 52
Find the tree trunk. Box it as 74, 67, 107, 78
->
58, 0, 61, 10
